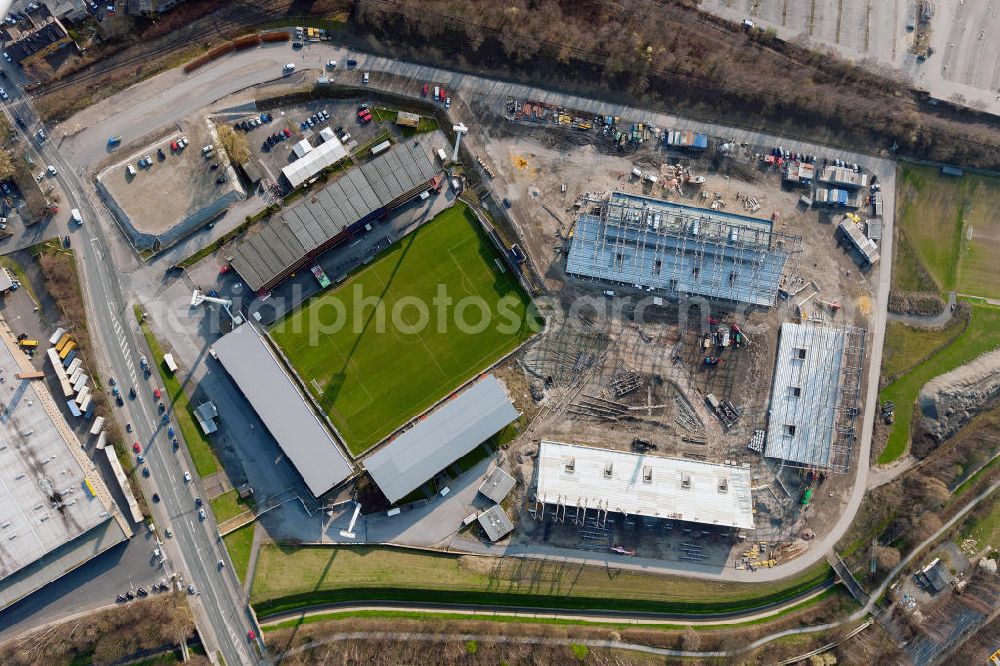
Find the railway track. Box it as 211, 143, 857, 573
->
29, 0, 283, 99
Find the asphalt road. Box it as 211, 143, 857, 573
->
0, 65, 260, 664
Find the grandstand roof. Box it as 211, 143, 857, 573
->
535, 441, 754, 529
211, 323, 353, 497
231, 137, 439, 291
364, 375, 518, 504
566, 192, 796, 307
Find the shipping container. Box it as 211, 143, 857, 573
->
48, 327, 66, 346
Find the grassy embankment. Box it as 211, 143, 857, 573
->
134, 306, 220, 477
249, 544, 833, 618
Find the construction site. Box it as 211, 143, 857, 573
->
453, 95, 882, 571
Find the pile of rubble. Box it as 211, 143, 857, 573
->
918, 347, 1000, 443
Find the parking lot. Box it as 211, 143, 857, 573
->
237, 98, 391, 186
96, 118, 244, 238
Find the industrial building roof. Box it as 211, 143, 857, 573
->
211, 323, 353, 497
535, 441, 755, 529
764, 323, 857, 471
478, 466, 516, 504
231, 137, 439, 291
0, 320, 121, 596
283, 135, 349, 188
364, 375, 519, 504
566, 192, 796, 307
817, 166, 869, 189
838, 219, 880, 266
478, 504, 514, 541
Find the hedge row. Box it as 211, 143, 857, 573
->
183, 31, 288, 73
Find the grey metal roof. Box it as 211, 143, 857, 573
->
364, 375, 519, 504
231, 136, 439, 290
211, 323, 353, 497
0, 325, 119, 586
566, 192, 796, 307
478, 504, 514, 541
478, 466, 515, 504
764, 323, 847, 470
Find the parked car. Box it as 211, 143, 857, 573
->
47, 165, 57, 176
183, 471, 191, 483
421, 83, 428, 96
326, 59, 337, 69
363, 71, 370, 84
283, 63, 296, 73
198, 508, 206, 520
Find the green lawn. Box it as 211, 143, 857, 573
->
249, 545, 833, 617
269, 203, 539, 454
878, 303, 1000, 464
881, 314, 967, 382
894, 164, 1000, 297
223, 524, 255, 584
136, 309, 220, 476
210, 489, 254, 523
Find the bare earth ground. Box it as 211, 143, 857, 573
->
97, 115, 242, 235
454, 106, 878, 570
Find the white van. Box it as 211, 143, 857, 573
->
70, 208, 83, 225
283, 63, 295, 73
126, 164, 137, 177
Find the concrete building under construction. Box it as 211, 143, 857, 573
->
764, 323, 867, 474
566, 192, 800, 307
532, 440, 755, 531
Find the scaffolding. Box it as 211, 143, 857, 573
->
567, 192, 801, 307
764, 322, 866, 474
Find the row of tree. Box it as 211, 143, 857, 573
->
353, 0, 999, 169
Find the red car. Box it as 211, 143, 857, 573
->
153, 387, 161, 399
421, 83, 428, 97
439, 87, 446, 101
283, 128, 291, 137
133, 442, 141, 453
170, 141, 178, 151
248, 629, 256, 641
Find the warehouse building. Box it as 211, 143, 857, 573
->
0, 317, 128, 611
533, 441, 754, 530
364, 375, 519, 504
764, 323, 866, 473
231, 136, 440, 291
211, 323, 354, 497
566, 192, 799, 307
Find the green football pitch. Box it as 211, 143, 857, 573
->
269, 203, 539, 455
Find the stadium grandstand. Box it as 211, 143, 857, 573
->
566, 192, 800, 307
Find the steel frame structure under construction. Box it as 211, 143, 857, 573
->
566, 192, 801, 307
764, 322, 867, 474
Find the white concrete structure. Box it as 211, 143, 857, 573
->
451, 122, 468, 162
535, 441, 754, 529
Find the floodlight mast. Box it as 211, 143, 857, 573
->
451, 123, 468, 162
191, 289, 242, 325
